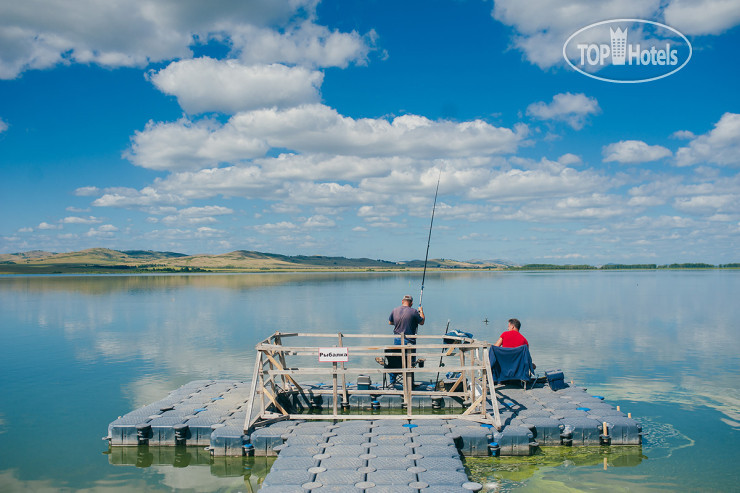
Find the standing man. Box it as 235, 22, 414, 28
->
387, 295, 425, 386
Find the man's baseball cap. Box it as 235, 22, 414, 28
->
402, 295, 413, 303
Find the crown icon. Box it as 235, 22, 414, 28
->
610, 27, 627, 65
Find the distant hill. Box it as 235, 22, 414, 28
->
0, 248, 510, 274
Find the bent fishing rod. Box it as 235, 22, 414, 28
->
418, 171, 441, 308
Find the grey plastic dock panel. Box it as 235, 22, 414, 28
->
107, 378, 643, 469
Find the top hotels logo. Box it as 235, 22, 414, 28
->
563, 19, 692, 83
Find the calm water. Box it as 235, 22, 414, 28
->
0, 271, 738, 492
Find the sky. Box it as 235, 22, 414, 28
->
1, 0, 739, 265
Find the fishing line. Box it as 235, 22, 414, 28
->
419, 171, 441, 308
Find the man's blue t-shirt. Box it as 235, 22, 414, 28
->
389, 306, 423, 336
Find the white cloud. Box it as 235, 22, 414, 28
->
37, 222, 60, 230
303, 215, 336, 229
628, 195, 665, 207
74, 186, 100, 197
512, 193, 628, 221
253, 221, 298, 234
491, 0, 740, 70
492, 0, 660, 68
125, 117, 268, 171
92, 187, 188, 208
0, 0, 313, 79
149, 59, 323, 114
162, 205, 234, 225
526, 93, 600, 130
230, 21, 372, 68
194, 227, 225, 238
663, 0, 740, 35
126, 105, 527, 172
468, 160, 607, 202
85, 224, 118, 238
671, 130, 695, 140
675, 113, 740, 167
674, 194, 739, 215
231, 106, 527, 159
602, 140, 672, 164
558, 153, 582, 166
0, 118, 7, 133
62, 216, 102, 224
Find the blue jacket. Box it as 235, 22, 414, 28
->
488, 345, 534, 383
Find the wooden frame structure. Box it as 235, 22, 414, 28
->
243, 332, 502, 433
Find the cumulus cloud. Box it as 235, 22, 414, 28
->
161, 205, 234, 225
0, 118, 8, 133
558, 153, 582, 166
62, 216, 102, 224
0, 0, 317, 79
468, 159, 607, 201
92, 187, 189, 209
37, 222, 61, 230
74, 186, 100, 196
526, 93, 600, 130
230, 21, 373, 68
675, 113, 740, 167
492, 0, 660, 68
149, 59, 324, 114
663, 0, 740, 35
125, 117, 268, 171
126, 105, 527, 171
303, 215, 336, 229
674, 194, 740, 215
194, 227, 226, 238
510, 193, 628, 221
491, 0, 739, 69
85, 224, 118, 238
602, 140, 672, 164
253, 221, 298, 234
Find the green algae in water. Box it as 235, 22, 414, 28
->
464, 416, 697, 492
465, 447, 645, 491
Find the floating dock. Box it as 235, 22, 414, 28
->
106, 332, 642, 491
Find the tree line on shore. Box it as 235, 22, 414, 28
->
506, 263, 740, 270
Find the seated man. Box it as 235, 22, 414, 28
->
493, 318, 535, 369
494, 318, 528, 348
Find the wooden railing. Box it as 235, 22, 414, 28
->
243, 332, 501, 432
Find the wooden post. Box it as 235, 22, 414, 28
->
243, 352, 264, 432
332, 361, 338, 417
339, 333, 349, 407
484, 348, 502, 430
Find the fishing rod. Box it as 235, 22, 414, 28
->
434, 319, 451, 390
419, 171, 441, 308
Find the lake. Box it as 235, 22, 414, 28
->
1, 271, 738, 492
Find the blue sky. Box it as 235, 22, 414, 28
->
1, 0, 739, 264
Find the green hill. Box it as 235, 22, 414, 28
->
0, 248, 509, 274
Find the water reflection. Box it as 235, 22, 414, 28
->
1, 271, 739, 491
106, 447, 274, 491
